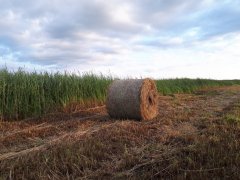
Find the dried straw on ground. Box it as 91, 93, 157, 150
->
106, 78, 158, 120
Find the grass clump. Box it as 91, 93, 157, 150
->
224, 103, 240, 124
225, 114, 240, 124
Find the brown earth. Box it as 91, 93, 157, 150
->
0, 86, 240, 179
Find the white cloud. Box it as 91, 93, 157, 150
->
0, 0, 240, 79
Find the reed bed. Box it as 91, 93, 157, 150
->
0, 69, 112, 120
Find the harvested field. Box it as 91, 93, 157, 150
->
1, 86, 240, 179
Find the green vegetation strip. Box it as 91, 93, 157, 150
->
1, 68, 240, 120
156, 78, 240, 95
0, 69, 112, 120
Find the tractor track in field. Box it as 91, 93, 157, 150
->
0, 107, 109, 158
0, 121, 116, 161
1, 86, 240, 162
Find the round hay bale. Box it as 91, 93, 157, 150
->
106, 78, 158, 120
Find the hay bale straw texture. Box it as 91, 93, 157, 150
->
106, 78, 158, 120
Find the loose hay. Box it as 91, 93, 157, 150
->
106, 78, 158, 120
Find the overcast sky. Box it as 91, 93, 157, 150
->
0, 0, 240, 79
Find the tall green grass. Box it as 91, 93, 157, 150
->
0, 69, 112, 120
156, 78, 240, 95
1, 68, 240, 120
